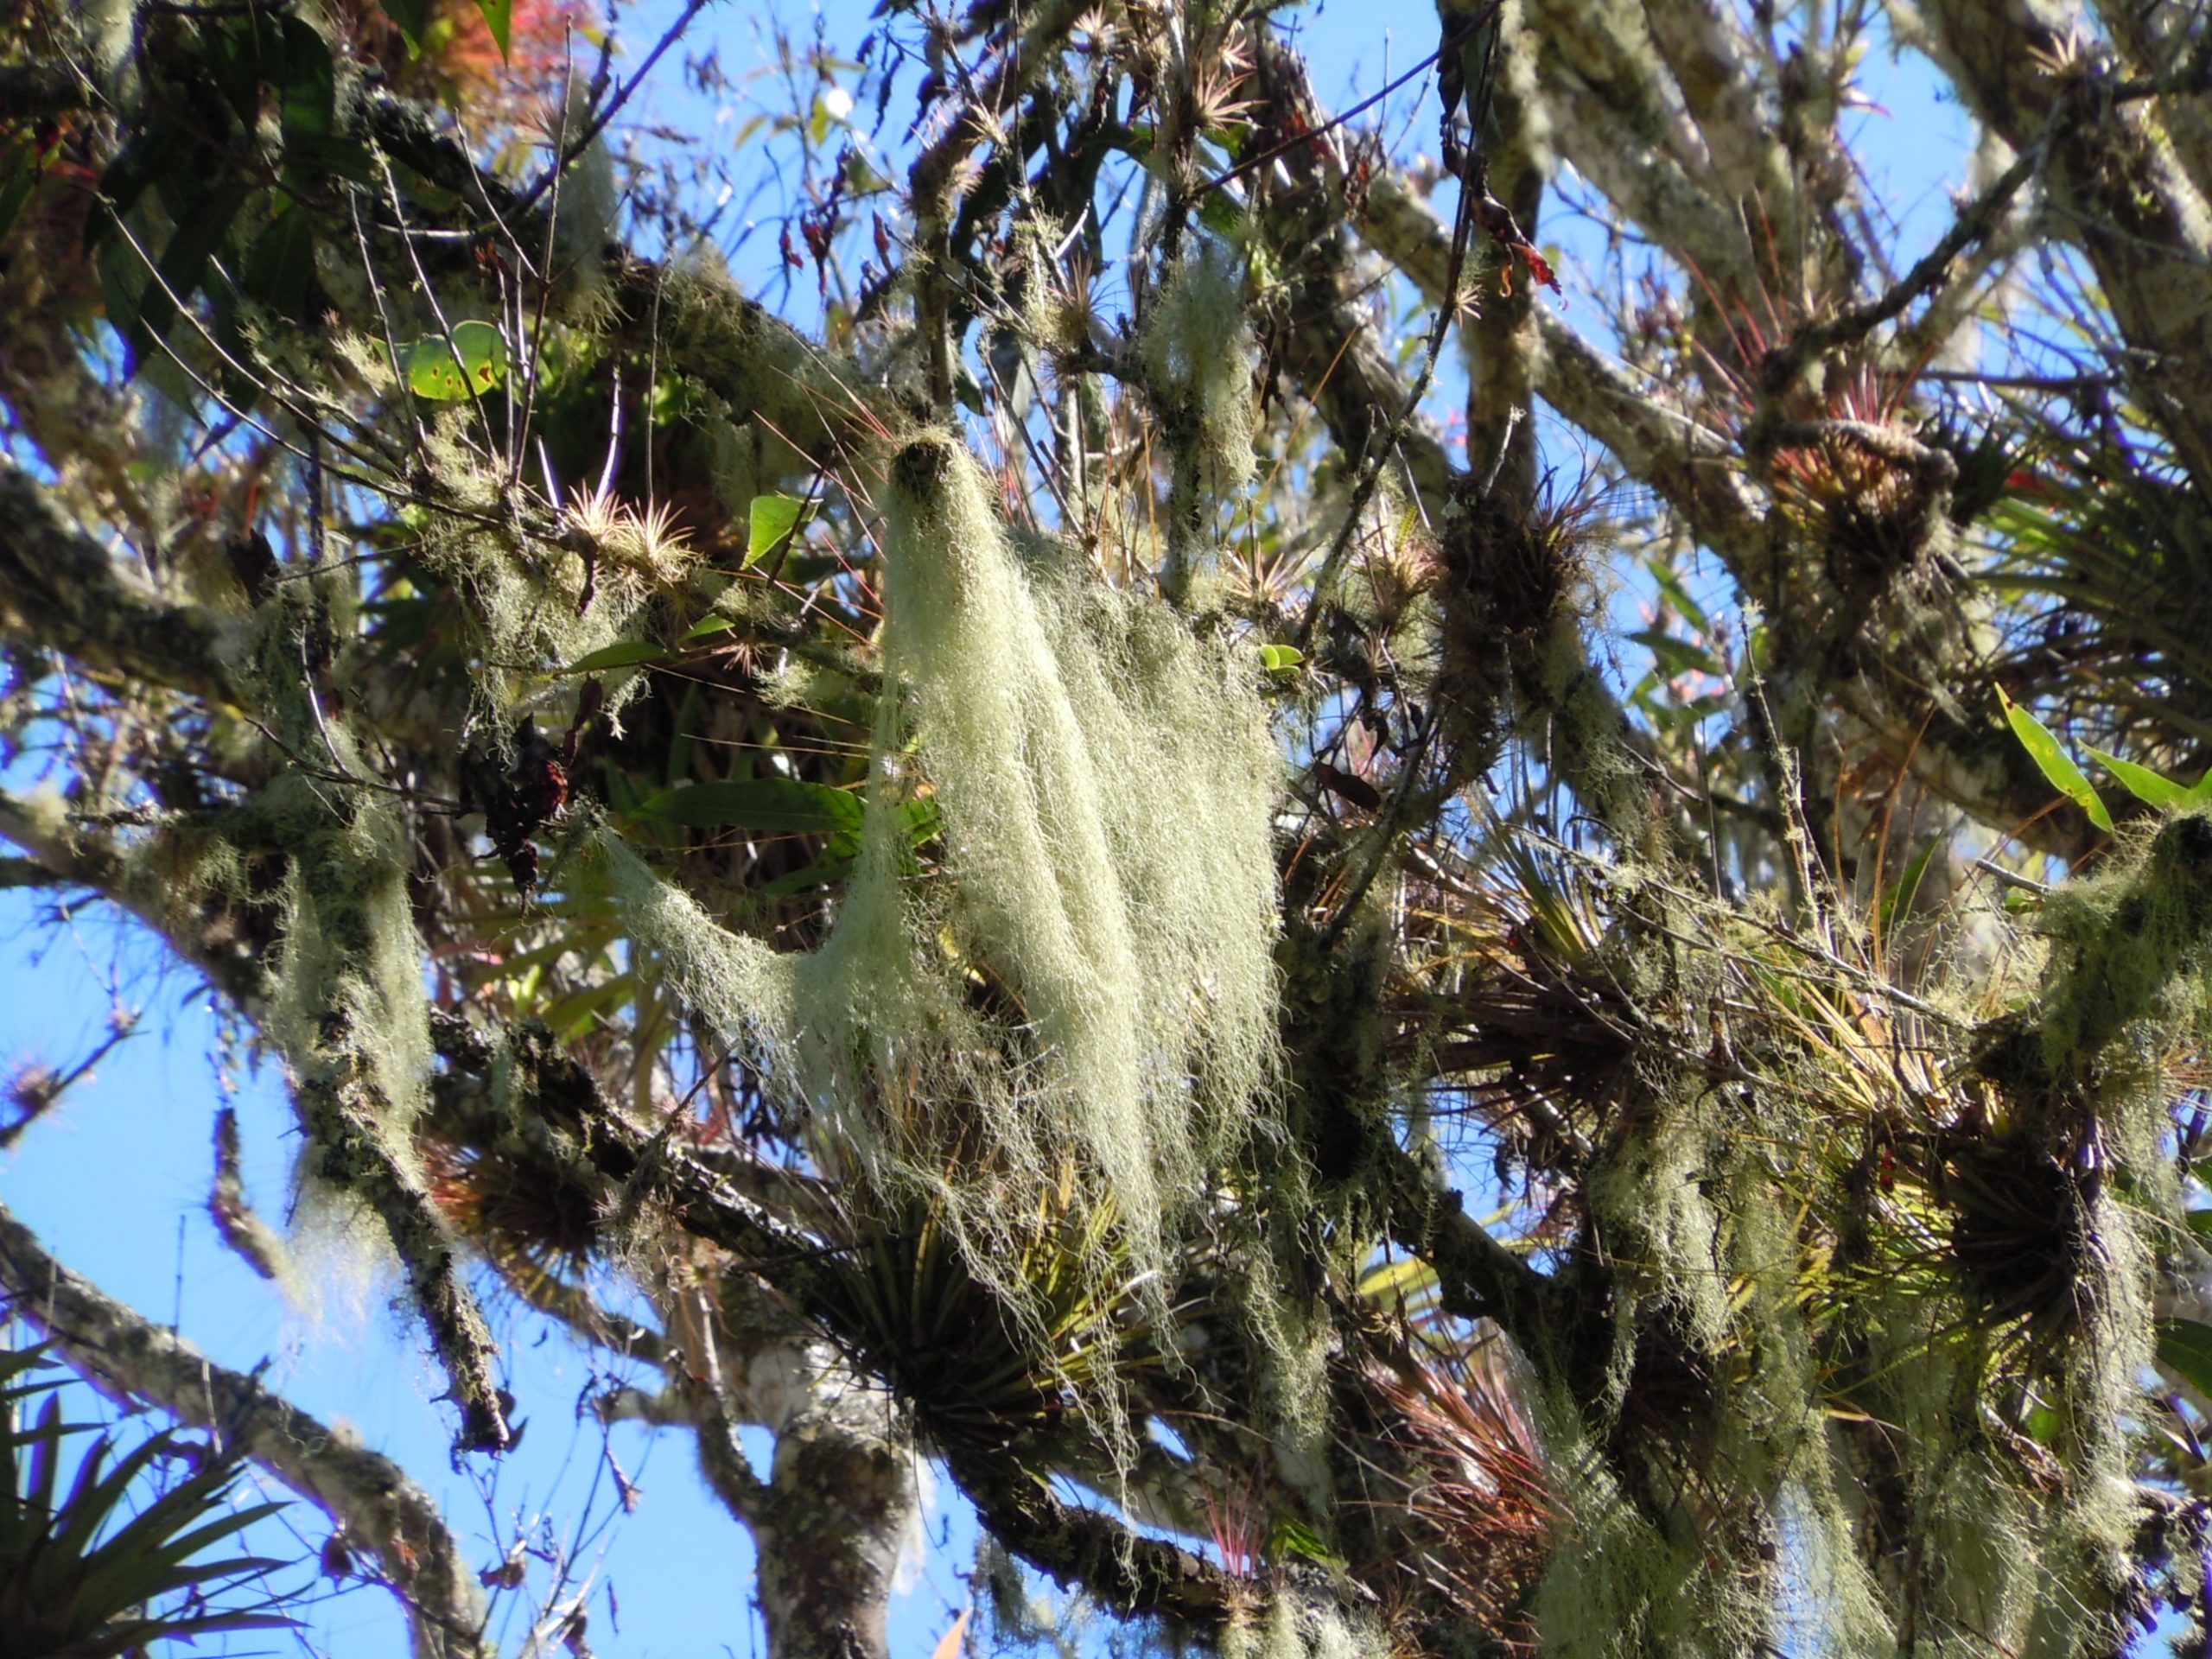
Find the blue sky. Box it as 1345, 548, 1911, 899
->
0, 2, 1994, 1654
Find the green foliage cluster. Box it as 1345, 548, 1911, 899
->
0, 1340, 293, 1658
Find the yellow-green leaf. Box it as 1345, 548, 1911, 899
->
1259, 643, 1304, 673
474, 0, 511, 58
747, 493, 807, 568
2158, 1318, 2212, 1399
2082, 745, 2188, 811
564, 639, 670, 674
1998, 687, 2113, 833
404, 320, 507, 401
381, 0, 429, 42
633, 779, 865, 836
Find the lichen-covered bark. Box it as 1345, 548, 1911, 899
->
748, 1362, 913, 1659
0, 462, 244, 704
1247, 31, 1457, 512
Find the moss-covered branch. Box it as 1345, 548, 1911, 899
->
0, 461, 245, 704
1919, 0, 2212, 497
429, 1009, 1249, 1635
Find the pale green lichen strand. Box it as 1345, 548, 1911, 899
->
590, 434, 1282, 1373
1142, 241, 1257, 591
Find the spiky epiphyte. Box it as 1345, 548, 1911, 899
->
388, 411, 692, 726
1431, 817, 2190, 1658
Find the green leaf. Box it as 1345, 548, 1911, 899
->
902, 798, 942, 846
1259, 643, 1304, 673
634, 779, 866, 836
381, 0, 429, 44
563, 639, 671, 674
759, 855, 857, 898
475, 0, 512, 57
1196, 188, 1247, 240
1997, 687, 2113, 833
540, 977, 632, 1041
200, 15, 274, 129
404, 320, 508, 400
126, 187, 246, 365
681, 614, 737, 643
1877, 835, 1942, 938
92, 126, 186, 244
242, 206, 315, 328
0, 143, 35, 245
747, 493, 808, 568
2158, 1318, 2212, 1399
1268, 1517, 1345, 1571
1627, 627, 1721, 682
277, 17, 336, 147
2082, 745, 2188, 811
1645, 557, 1713, 636
284, 134, 377, 185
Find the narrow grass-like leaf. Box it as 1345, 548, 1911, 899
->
564, 639, 671, 674
2082, 745, 2188, 810
1878, 836, 1942, 938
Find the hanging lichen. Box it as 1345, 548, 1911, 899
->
1457, 815, 2199, 1658
1220, 1583, 1390, 1659
583, 430, 1284, 1426
1142, 238, 1258, 594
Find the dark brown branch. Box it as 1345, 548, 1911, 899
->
906, 0, 1088, 411
1376, 1141, 1559, 1374
944, 1446, 1236, 1628
1919, 0, 2212, 496
0, 788, 274, 1008
209, 1104, 291, 1283
1755, 145, 2040, 399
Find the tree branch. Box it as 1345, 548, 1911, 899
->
944, 1444, 1236, 1628
0, 461, 245, 704
429, 1011, 1248, 1634
359, 89, 895, 477
1918, 0, 2212, 495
